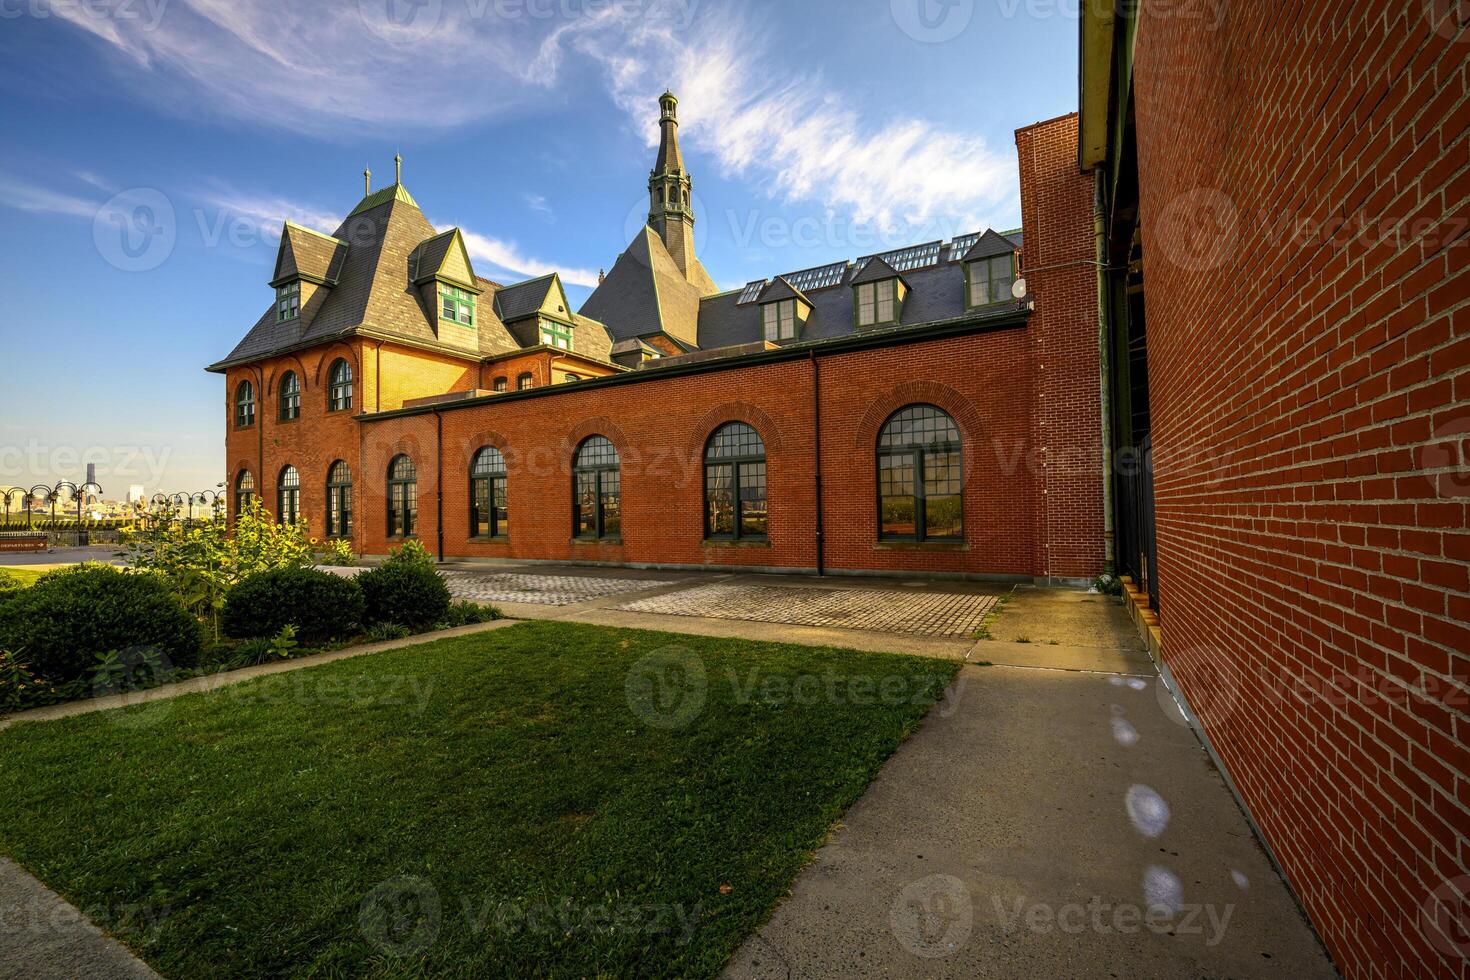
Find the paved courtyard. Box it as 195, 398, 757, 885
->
615, 582, 1000, 637
439, 570, 676, 606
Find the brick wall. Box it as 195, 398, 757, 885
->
1131, 3, 1469, 976
1018, 114, 1107, 580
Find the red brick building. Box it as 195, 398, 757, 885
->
209, 99, 1105, 583
1082, 2, 1468, 976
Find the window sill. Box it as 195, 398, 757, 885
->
277, 417, 301, 425
874, 539, 968, 551
702, 538, 771, 549
468, 535, 509, 543
571, 537, 622, 545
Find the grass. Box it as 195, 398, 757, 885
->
0, 567, 45, 587
0, 621, 957, 978
972, 590, 1012, 641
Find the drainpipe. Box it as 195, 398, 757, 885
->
254, 365, 266, 516
1095, 181, 1116, 574
435, 409, 445, 563
809, 350, 825, 577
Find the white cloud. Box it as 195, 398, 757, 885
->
0, 175, 99, 219
454, 227, 601, 288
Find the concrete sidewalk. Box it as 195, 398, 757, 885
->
0, 860, 159, 980
723, 664, 1336, 978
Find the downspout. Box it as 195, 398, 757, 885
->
809, 350, 825, 577
435, 409, 445, 563
254, 365, 266, 515
1095, 181, 1116, 574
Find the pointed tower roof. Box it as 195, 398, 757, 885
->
962, 228, 1019, 262
654, 90, 684, 173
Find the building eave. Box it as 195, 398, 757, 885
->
1078, 0, 1117, 172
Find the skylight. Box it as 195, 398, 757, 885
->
780, 261, 849, 293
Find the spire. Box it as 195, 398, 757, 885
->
364, 167, 372, 196
654, 91, 683, 174
394, 152, 403, 185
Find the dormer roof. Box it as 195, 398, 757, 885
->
270, 222, 348, 288
758, 276, 813, 307
848, 255, 908, 288
962, 228, 1020, 262
409, 228, 477, 288
494, 274, 563, 322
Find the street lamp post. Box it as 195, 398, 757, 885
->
28, 485, 53, 534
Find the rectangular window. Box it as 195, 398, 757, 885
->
471, 476, 508, 538
575, 472, 598, 538
922, 450, 963, 539
857, 280, 898, 327
762, 300, 798, 342
276, 282, 300, 322
878, 452, 917, 538
739, 461, 768, 538
706, 464, 734, 536
968, 255, 1015, 308
440, 285, 475, 326
540, 320, 573, 349
600, 470, 621, 538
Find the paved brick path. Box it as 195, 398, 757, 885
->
441, 571, 675, 606
615, 583, 999, 636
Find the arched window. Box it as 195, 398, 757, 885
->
705, 422, 767, 540
235, 470, 255, 516
279, 371, 301, 421
326, 460, 353, 538
387, 455, 417, 538
517, 372, 535, 391
328, 359, 353, 412
470, 447, 508, 538
235, 380, 256, 428
277, 465, 301, 525
572, 436, 620, 540
877, 405, 962, 541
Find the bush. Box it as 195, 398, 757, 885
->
222, 567, 364, 643
358, 563, 450, 632
0, 569, 24, 600
382, 539, 435, 570
0, 564, 202, 684
440, 600, 499, 629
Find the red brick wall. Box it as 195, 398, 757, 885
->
1018, 113, 1107, 580
348, 328, 1047, 576
1131, 3, 1469, 976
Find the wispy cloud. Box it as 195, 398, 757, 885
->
454, 227, 600, 288
0, 175, 99, 219
524, 193, 553, 218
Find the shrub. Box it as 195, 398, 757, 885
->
383, 539, 435, 570
222, 567, 364, 643
358, 563, 451, 632
0, 569, 24, 600
0, 564, 201, 684
321, 538, 357, 567
439, 600, 500, 629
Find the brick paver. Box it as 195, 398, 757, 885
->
441, 571, 675, 606
615, 583, 998, 636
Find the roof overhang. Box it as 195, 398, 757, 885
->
1078, 0, 1117, 172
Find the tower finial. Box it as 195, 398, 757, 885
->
364, 167, 372, 196
395, 152, 402, 185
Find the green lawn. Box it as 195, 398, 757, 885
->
0, 621, 957, 977
0, 566, 45, 587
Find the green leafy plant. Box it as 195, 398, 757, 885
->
382, 539, 435, 570
91, 648, 169, 695
1091, 572, 1123, 596
0, 650, 57, 712
266, 625, 299, 661
0, 569, 25, 600
438, 600, 501, 629
120, 497, 316, 641
358, 562, 451, 633
321, 538, 358, 567
0, 565, 201, 685
364, 623, 411, 643
222, 567, 364, 644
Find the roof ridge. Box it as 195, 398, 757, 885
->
284, 221, 347, 245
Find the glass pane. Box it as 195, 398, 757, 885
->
739, 461, 767, 537
575, 436, 619, 468
925, 495, 963, 539
706, 423, 765, 460
879, 452, 917, 537
493, 477, 508, 538
472, 478, 490, 537
879, 405, 961, 449
576, 472, 598, 537
706, 464, 734, 536
601, 470, 621, 537
405, 483, 417, 536
342, 488, 353, 537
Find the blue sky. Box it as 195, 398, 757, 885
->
0, 0, 1080, 495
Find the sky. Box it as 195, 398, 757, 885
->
0, 0, 1081, 497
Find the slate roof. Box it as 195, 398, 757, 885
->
494, 274, 557, 322
273, 223, 348, 286
758, 277, 814, 306
208, 186, 615, 371
848, 255, 908, 287
578, 226, 712, 348
408, 229, 461, 284
963, 228, 1022, 262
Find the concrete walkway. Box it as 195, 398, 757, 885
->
0, 860, 159, 979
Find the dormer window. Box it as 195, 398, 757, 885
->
440, 285, 475, 326
966, 254, 1016, 308
540, 319, 573, 350
762, 300, 798, 342
276, 281, 300, 322
856, 280, 900, 327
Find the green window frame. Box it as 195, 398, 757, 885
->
966, 255, 1016, 308
276, 281, 300, 322
277, 465, 301, 525
235, 380, 256, 429
539, 319, 573, 350
326, 460, 353, 538
387, 455, 417, 538
855, 279, 899, 327
876, 405, 963, 542
440, 285, 475, 326
470, 446, 509, 539
234, 470, 255, 518
704, 422, 768, 541
572, 436, 621, 540
278, 371, 301, 421
761, 299, 798, 342
327, 359, 353, 412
